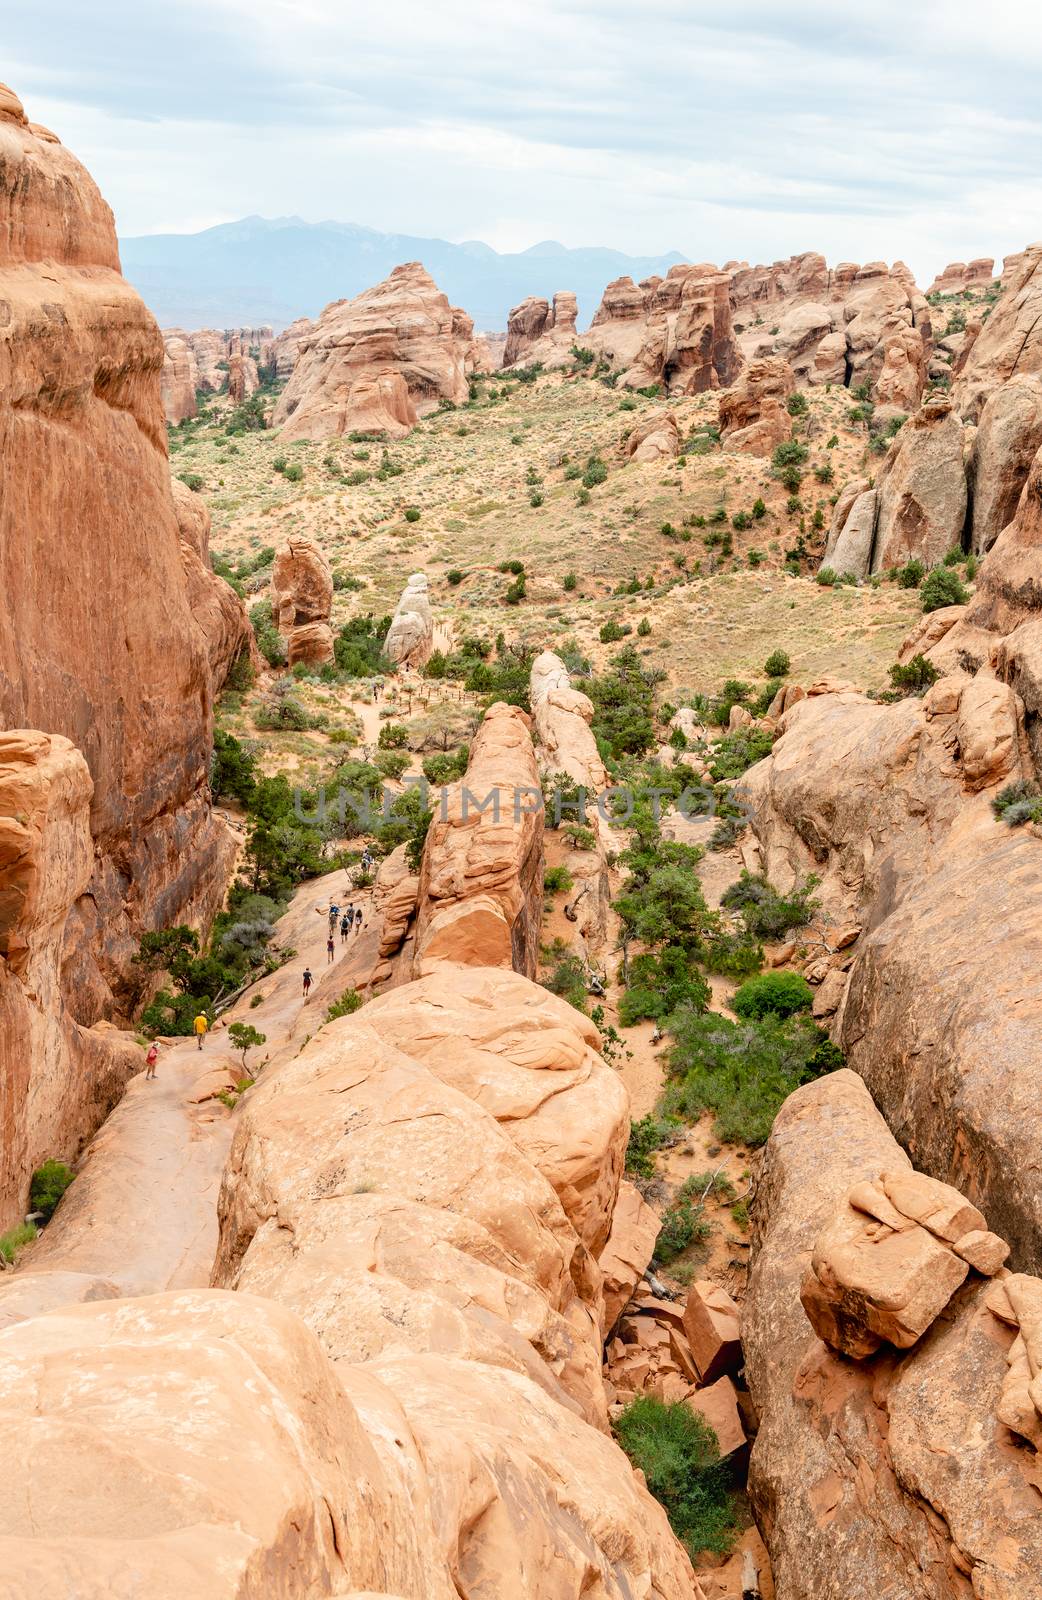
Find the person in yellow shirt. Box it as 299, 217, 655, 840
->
193, 1013, 209, 1051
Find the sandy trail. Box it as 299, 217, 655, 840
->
13, 870, 356, 1307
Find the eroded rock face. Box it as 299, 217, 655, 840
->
825, 402, 968, 577
0, 84, 245, 1222
967, 375, 1042, 554
0, 1289, 449, 1599
413, 703, 545, 978
746, 1069, 1042, 1600
172, 479, 257, 687
384, 572, 433, 669
585, 264, 742, 394
273, 263, 483, 440
503, 290, 578, 367
271, 535, 334, 665
926, 258, 995, 295
160, 331, 198, 422
954, 243, 1042, 419
624, 409, 681, 461
214, 968, 698, 1599
718, 356, 795, 454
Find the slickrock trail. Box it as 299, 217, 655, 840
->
15, 873, 366, 1305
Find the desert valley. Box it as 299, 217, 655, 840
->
5, 52, 1042, 1600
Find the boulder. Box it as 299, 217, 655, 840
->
685, 1376, 746, 1459
384, 572, 433, 669
273, 262, 482, 440
624, 409, 681, 462
598, 1179, 661, 1334
682, 1280, 742, 1383
413, 703, 544, 978
718, 356, 795, 454
271, 535, 334, 665
745, 1068, 1042, 1600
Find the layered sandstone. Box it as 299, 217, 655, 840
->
160, 330, 199, 422
273, 263, 484, 440
954, 243, 1042, 419
745, 1069, 1042, 1600
718, 356, 795, 454
0, 83, 246, 1222
530, 650, 611, 958
271, 535, 335, 665
503, 290, 578, 367
413, 702, 544, 977
926, 257, 995, 295
213, 965, 698, 1598
623, 409, 681, 461
823, 401, 967, 577
383, 571, 433, 669
584, 264, 742, 394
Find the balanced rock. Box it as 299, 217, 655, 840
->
384, 572, 433, 669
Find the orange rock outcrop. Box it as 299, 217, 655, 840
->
270, 535, 335, 665
0, 83, 248, 1222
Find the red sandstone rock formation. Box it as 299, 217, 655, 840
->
954, 243, 1042, 418
160, 330, 199, 422
413, 702, 545, 978
273, 262, 483, 440
585, 263, 742, 394
926, 257, 996, 296
270, 535, 335, 665
503, 290, 579, 367
718, 355, 795, 454
623, 409, 681, 462
745, 1069, 1042, 1600
0, 83, 249, 1224
383, 572, 433, 669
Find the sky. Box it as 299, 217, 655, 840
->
8, 0, 1042, 281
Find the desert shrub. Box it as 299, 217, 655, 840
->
282, 461, 304, 482
814, 462, 834, 484
662, 1009, 841, 1146
619, 947, 710, 1026
249, 597, 287, 667
992, 779, 1042, 826
732, 970, 814, 1020
0, 1222, 38, 1264
178, 471, 204, 493
752, 498, 767, 519
897, 558, 925, 589
543, 864, 573, 895
888, 654, 940, 696
211, 729, 258, 805
707, 728, 775, 781
732, 510, 752, 531
582, 454, 609, 488
325, 989, 363, 1022
637, 617, 652, 637
772, 439, 808, 470
920, 566, 969, 612
614, 1396, 737, 1558
542, 947, 589, 1012
505, 575, 527, 604
816, 565, 837, 587
764, 649, 790, 677
334, 613, 392, 677
625, 1113, 678, 1179
787, 391, 808, 416
254, 677, 319, 732
599, 618, 628, 643
701, 927, 763, 975
446, 568, 464, 585
563, 571, 578, 591
30, 1159, 75, 1221
656, 1178, 713, 1263
720, 871, 818, 940
378, 722, 408, 749
404, 506, 421, 522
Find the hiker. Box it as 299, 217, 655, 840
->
193, 1012, 209, 1051
328, 901, 339, 932
326, 933, 336, 963
145, 1041, 159, 1080
354, 906, 364, 935
302, 967, 313, 998
340, 912, 351, 943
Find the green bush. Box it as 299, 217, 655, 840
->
582, 454, 608, 488
764, 649, 790, 677
816, 565, 837, 587
404, 506, 421, 522
446, 568, 464, 585
991, 779, 1042, 826
563, 572, 578, 592
178, 472, 204, 493
227, 1021, 265, 1068
325, 989, 363, 1022
897, 558, 925, 589
720, 871, 818, 940
505, 575, 527, 604
614, 1396, 736, 1558
888, 654, 940, 696
707, 728, 775, 781
771, 439, 808, 470
920, 565, 969, 612
334, 613, 392, 677
283, 462, 304, 483
625, 1113, 677, 1178
378, 722, 408, 749
619, 947, 710, 1025
249, 597, 287, 668
543, 865, 573, 894
752, 498, 766, 519
662, 1009, 841, 1146
656, 1179, 712, 1263
787, 391, 808, 416
599, 618, 628, 643
637, 617, 652, 637
733, 970, 814, 1020
30, 1159, 76, 1221
0, 1221, 37, 1264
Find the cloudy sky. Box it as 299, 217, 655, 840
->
8, 0, 1042, 278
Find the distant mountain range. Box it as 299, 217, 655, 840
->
118, 216, 688, 332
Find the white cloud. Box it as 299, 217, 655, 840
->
8, 0, 1042, 281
